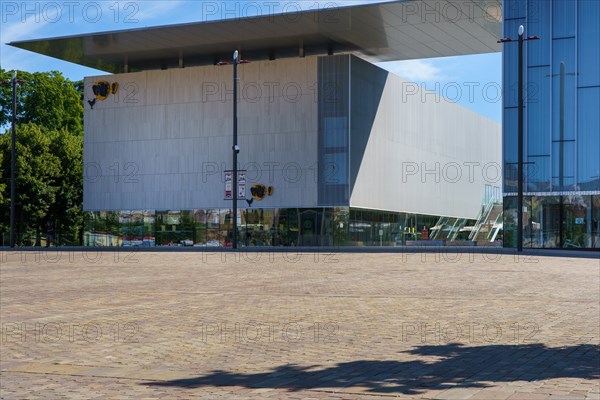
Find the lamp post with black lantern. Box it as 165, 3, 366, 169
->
498, 25, 539, 252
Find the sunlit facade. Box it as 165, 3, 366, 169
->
12, 1, 505, 247
81, 54, 499, 248
503, 0, 600, 249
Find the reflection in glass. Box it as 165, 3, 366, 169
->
528, 196, 561, 248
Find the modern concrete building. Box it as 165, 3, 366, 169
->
503, 0, 600, 249
10, 0, 503, 247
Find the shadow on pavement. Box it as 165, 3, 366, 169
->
143, 343, 600, 395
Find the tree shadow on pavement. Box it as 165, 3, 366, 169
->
144, 343, 600, 395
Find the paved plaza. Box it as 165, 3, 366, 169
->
0, 249, 599, 399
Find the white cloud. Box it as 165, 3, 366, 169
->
1, 14, 51, 44
378, 59, 445, 82
1, 11, 53, 72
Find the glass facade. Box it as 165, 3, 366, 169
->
318, 55, 350, 206
83, 208, 451, 248
503, 0, 600, 249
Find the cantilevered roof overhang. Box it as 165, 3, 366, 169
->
8, 0, 502, 73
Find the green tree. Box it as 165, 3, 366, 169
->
0, 124, 61, 244
0, 150, 4, 206
48, 129, 84, 244
0, 69, 83, 133
0, 69, 84, 245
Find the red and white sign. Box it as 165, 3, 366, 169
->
224, 170, 246, 200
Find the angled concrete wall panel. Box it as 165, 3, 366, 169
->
349, 57, 502, 219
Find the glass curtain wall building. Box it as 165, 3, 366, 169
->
503, 0, 600, 249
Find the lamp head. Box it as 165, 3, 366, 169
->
12, 71, 17, 80
518, 25, 524, 36
233, 50, 239, 62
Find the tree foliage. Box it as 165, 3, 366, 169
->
49, 128, 84, 242
0, 124, 61, 233
0, 150, 4, 205
0, 69, 84, 245
0, 69, 83, 133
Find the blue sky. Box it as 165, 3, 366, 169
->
0, 0, 501, 122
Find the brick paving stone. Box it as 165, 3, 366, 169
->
506, 392, 550, 399
472, 390, 517, 400
431, 388, 483, 399
1, 250, 598, 399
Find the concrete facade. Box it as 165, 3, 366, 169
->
84, 54, 501, 220
349, 56, 501, 219
84, 57, 319, 211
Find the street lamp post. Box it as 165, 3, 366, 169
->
498, 25, 539, 252
1, 71, 25, 248
10, 72, 16, 248
232, 50, 240, 249
245, 197, 253, 247
517, 25, 524, 254
218, 52, 247, 249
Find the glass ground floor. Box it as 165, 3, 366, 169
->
503, 194, 600, 249
83, 207, 451, 247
